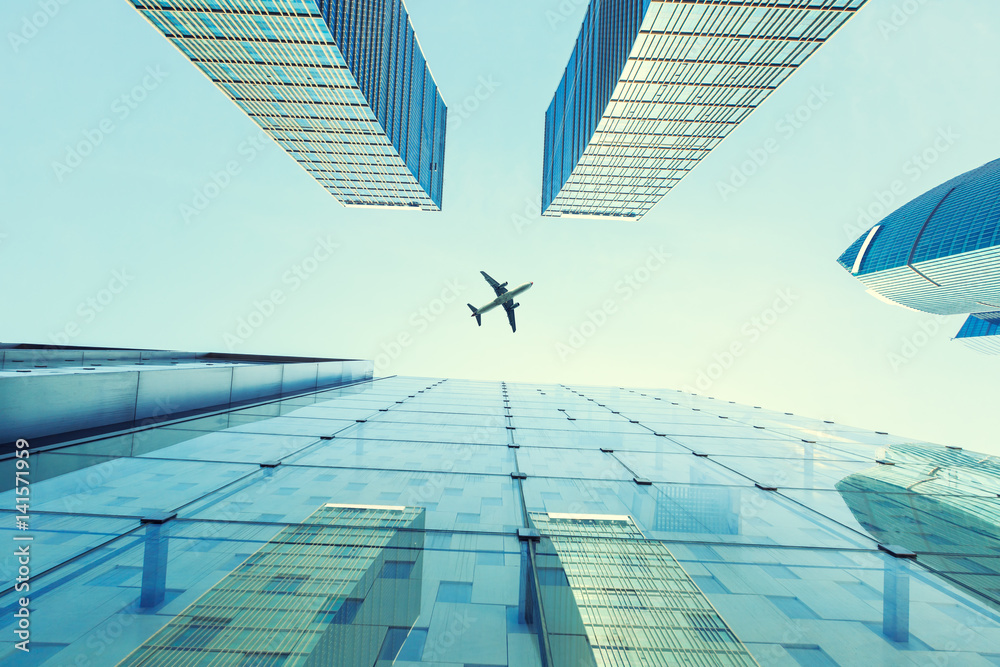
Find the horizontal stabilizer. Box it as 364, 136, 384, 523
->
467, 303, 482, 326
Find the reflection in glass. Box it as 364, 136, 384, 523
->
654, 485, 740, 535
836, 444, 1000, 611
120, 504, 424, 666
529, 512, 757, 666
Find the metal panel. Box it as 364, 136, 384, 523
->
2, 349, 85, 369
1, 351, 374, 446
0, 372, 139, 442
342, 360, 374, 383
134, 367, 234, 421
281, 363, 319, 394
856, 245, 1000, 315
82, 349, 143, 364
230, 364, 284, 404
315, 361, 346, 387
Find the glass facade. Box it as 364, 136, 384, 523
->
541, 0, 869, 220
836, 444, 1000, 616
838, 158, 1000, 318
3, 371, 1000, 664
127, 0, 446, 211
839, 159, 1000, 276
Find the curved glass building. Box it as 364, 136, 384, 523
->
127, 0, 447, 211
838, 158, 1000, 315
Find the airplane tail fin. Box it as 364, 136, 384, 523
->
467, 304, 482, 326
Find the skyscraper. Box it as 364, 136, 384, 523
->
127, 0, 447, 211
3, 349, 999, 665
838, 157, 1000, 349
955, 312, 1000, 354
541, 0, 869, 220
839, 157, 1000, 314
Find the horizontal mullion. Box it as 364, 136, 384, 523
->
135, 3, 319, 19
639, 29, 826, 44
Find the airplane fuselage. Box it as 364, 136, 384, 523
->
475, 282, 532, 314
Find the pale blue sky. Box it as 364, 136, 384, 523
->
2, 0, 998, 454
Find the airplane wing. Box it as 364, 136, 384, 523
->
480, 271, 507, 297
503, 301, 517, 333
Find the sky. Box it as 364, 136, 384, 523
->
2, 0, 998, 455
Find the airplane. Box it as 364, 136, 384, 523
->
468, 271, 533, 333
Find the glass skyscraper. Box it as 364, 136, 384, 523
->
839, 157, 1000, 349
3, 349, 1000, 665
955, 312, 1000, 354
127, 0, 447, 211
839, 157, 1000, 313
541, 0, 869, 220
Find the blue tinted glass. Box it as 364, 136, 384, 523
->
380, 560, 415, 579
378, 627, 411, 660
844, 158, 1000, 275
396, 628, 428, 660
436, 581, 473, 603
9, 374, 1000, 665
957, 313, 1000, 339
332, 598, 363, 625
785, 646, 839, 667
768, 596, 820, 619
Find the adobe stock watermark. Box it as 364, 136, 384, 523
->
556, 246, 670, 361
447, 75, 501, 131
190, 440, 315, 543
887, 313, 950, 371
917, 605, 986, 667
717, 86, 833, 201
511, 196, 543, 235
683, 289, 798, 393
60, 457, 124, 514
224, 236, 340, 350
544, 0, 588, 30
843, 127, 959, 241
179, 130, 271, 224
421, 609, 476, 662
877, 0, 930, 40
32, 395, 177, 514
8, 0, 71, 53
51, 66, 169, 182
49, 269, 135, 345
374, 279, 466, 373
